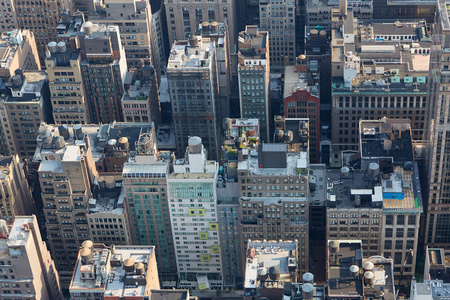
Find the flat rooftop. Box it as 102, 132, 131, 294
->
34, 122, 155, 169
427, 247, 450, 282
122, 162, 168, 178
46, 48, 80, 67
360, 119, 414, 163
327, 163, 423, 213
332, 19, 431, 94
245, 240, 297, 289
151, 290, 189, 300
238, 150, 306, 176
362, 256, 395, 300
327, 240, 363, 297
309, 164, 327, 205
284, 66, 310, 98
89, 186, 125, 215
70, 245, 155, 298
0, 216, 35, 258
6, 71, 47, 103
167, 38, 214, 70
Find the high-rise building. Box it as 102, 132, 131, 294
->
34, 126, 98, 288
164, 0, 236, 47
197, 22, 231, 121
79, 23, 127, 124
149, 0, 169, 80
69, 242, 160, 299
167, 136, 222, 289
0, 215, 63, 300
0, 155, 34, 223
373, 0, 435, 22
45, 41, 89, 125
0, 70, 52, 159
87, 183, 132, 245
87, 0, 154, 69
13, 0, 73, 65
236, 143, 310, 273
283, 64, 320, 162
0, 0, 17, 32
423, 246, 450, 282
331, 17, 429, 164
326, 118, 422, 278
424, 0, 450, 249
410, 279, 450, 300
219, 118, 260, 287
259, 0, 296, 70
122, 67, 162, 126
238, 26, 270, 141
0, 29, 40, 80
122, 130, 178, 278
306, 0, 373, 32
167, 37, 221, 160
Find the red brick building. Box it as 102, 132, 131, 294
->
283, 65, 320, 162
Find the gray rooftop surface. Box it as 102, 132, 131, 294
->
327, 241, 363, 297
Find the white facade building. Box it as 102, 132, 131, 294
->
168, 136, 222, 289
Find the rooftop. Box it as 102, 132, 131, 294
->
237, 147, 307, 177
228, 118, 260, 140
156, 124, 176, 150
411, 280, 450, 300
361, 256, 395, 300
359, 119, 414, 163
309, 164, 327, 206
326, 163, 423, 213
238, 27, 267, 60
284, 65, 319, 98
0, 30, 31, 71
244, 240, 297, 290
122, 162, 168, 179
34, 122, 155, 168
121, 68, 156, 102
307, 0, 372, 8
81, 23, 120, 40
46, 47, 80, 67
167, 37, 214, 70
327, 240, 363, 297
426, 247, 450, 283
0, 216, 35, 257
151, 290, 189, 300
6, 71, 47, 103
70, 244, 155, 297
89, 184, 125, 215
332, 19, 430, 94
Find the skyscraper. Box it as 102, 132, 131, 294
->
0, 70, 52, 159
13, 0, 73, 65
164, 0, 236, 47
87, 0, 154, 69
238, 26, 270, 141
45, 41, 89, 125
0, 215, 63, 300
167, 36, 221, 160
0, 155, 34, 223
122, 128, 178, 278
424, 0, 450, 248
79, 23, 127, 124
34, 125, 98, 288
167, 136, 222, 289
259, 0, 296, 70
